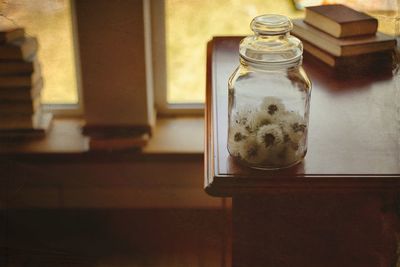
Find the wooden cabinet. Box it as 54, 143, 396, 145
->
205, 37, 400, 267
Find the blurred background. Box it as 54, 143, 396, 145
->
0, 1, 398, 266
0, 0, 396, 104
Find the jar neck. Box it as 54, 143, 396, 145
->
239, 56, 303, 72
255, 32, 290, 39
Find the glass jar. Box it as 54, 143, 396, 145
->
227, 14, 312, 170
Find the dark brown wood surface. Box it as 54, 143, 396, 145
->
205, 36, 400, 196
1, 209, 229, 267
0, 118, 203, 162
232, 193, 399, 267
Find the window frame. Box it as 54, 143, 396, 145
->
151, 0, 204, 116
45, 0, 205, 118
41, 0, 83, 117
44, 0, 203, 118
44, 1, 399, 118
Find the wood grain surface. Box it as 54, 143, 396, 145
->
205, 36, 400, 196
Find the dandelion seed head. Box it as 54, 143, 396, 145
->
260, 97, 286, 116
234, 104, 254, 125
246, 111, 275, 132
279, 111, 306, 144
228, 124, 248, 157
257, 124, 284, 149
229, 97, 307, 168
292, 122, 307, 133
239, 135, 266, 164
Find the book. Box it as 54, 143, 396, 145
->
0, 109, 42, 129
82, 124, 151, 138
0, 96, 40, 114
0, 112, 52, 139
89, 133, 149, 151
0, 56, 38, 75
305, 5, 378, 38
302, 39, 394, 70
0, 78, 43, 101
0, 68, 41, 88
0, 27, 25, 44
292, 19, 396, 57
0, 37, 38, 61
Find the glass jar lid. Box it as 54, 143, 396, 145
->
239, 14, 303, 65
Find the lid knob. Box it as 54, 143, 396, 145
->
239, 14, 302, 65
250, 14, 293, 35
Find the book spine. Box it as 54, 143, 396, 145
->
0, 61, 34, 75
0, 47, 22, 60
291, 31, 341, 57
0, 98, 40, 114
0, 75, 33, 87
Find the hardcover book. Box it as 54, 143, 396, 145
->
89, 133, 149, 151
0, 96, 40, 114
0, 109, 42, 129
0, 27, 25, 44
0, 56, 38, 75
302, 39, 393, 70
0, 37, 38, 61
305, 4, 378, 38
0, 68, 41, 88
0, 112, 52, 138
292, 19, 396, 57
0, 78, 43, 101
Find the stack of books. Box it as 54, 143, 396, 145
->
0, 27, 52, 139
83, 125, 150, 151
292, 4, 396, 73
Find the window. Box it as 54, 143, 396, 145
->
158, 0, 398, 114
0, 0, 79, 108
1, 1, 394, 121
164, 0, 303, 105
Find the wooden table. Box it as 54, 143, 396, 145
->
205, 37, 400, 267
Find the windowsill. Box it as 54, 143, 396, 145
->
144, 116, 203, 154
0, 116, 221, 209
0, 116, 204, 162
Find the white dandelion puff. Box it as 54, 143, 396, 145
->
239, 135, 266, 164
256, 124, 284, 149
233, 104, 254, 126
260, 96, 286, 116
228, 124, 249, 157
278, 120, 293, 143
279, 111, 307, 144
256, 124, 285, 165
228, 96, 307, 168
246, 110, 275, 132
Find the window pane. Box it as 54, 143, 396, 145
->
166, 0, 303, 104
0, 0, 77, 104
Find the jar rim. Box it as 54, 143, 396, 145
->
251, 14, 293, 35
239, 55, 303, 69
